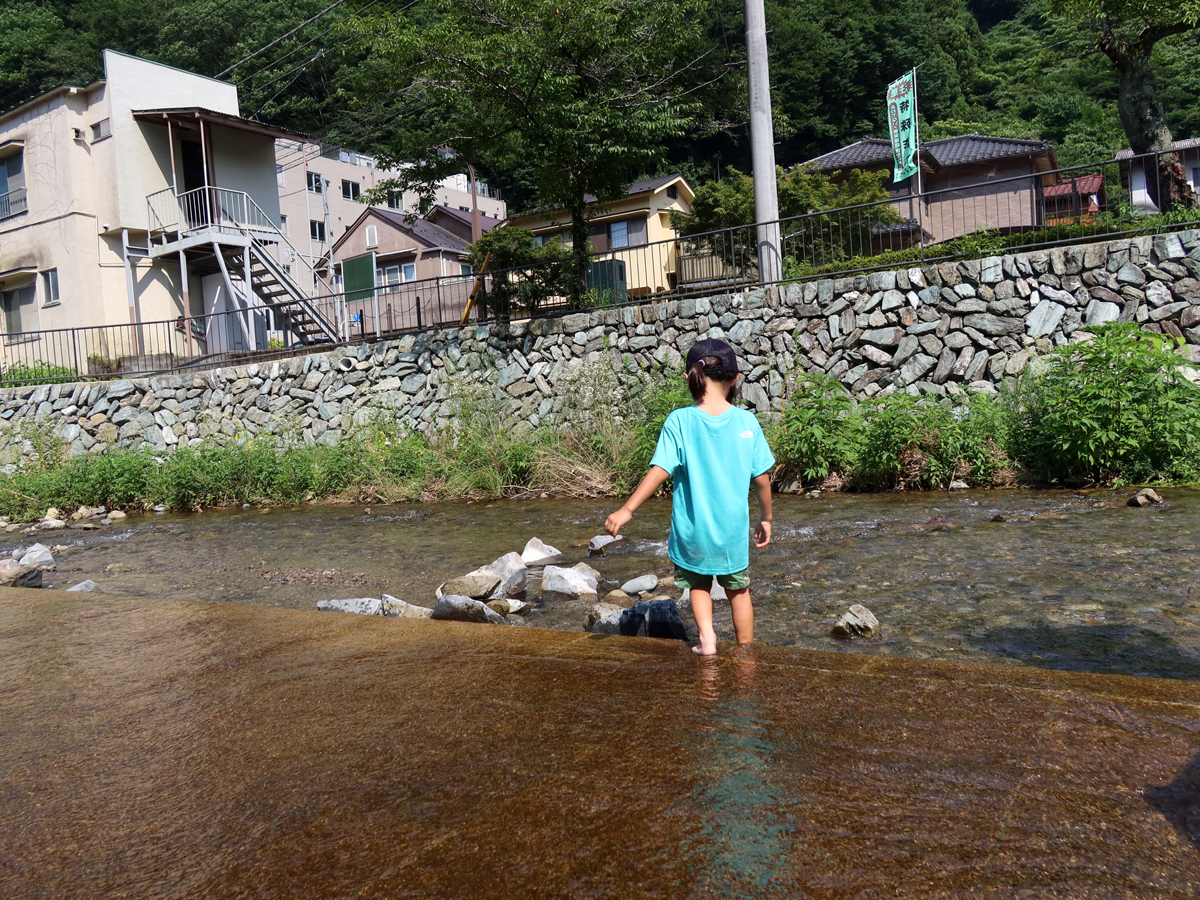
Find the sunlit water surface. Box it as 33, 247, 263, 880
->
16, 487, 1200, 679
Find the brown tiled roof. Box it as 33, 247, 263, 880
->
582, 173, 683, 204
803, 134, 1052, 172
370, 208, 469, 252
1044, 174, 1104, 197
429, 204, 500, 233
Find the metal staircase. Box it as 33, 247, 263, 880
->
147, 186, 341, 345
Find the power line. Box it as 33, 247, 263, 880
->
217, 0, 356, 77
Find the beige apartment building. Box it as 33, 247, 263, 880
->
0, 50, 338, 378
275, 141, 505, 285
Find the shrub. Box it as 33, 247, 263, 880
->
770, 374, 859, 481
2, 360, 79, 386
1006, 323, 1200, 484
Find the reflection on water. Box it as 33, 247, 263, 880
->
13, 487, 1200, 678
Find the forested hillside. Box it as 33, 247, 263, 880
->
2, 0, 1197, 204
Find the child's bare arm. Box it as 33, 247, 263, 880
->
605, 466, 670, 536
752, 472, 773, 547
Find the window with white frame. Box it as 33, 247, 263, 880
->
402, 262, 416, 282
387, 192, 402, 209
276, 165, 285, 187
306, 171, 323, 194
1, 283, 38, 336
41, 269, 59, 306
342, 179, 361, 201
91, 119, 111, 142
460, 263, 473, 276
365, 224, 378, 248
279, 214, 287, 233
310, 219, 326, 242
376, 264, 401, 289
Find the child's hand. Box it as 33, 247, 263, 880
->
605, 508, 633, 536
754, 520, 772, 548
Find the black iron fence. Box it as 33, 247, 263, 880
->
3, 149, 1198, 385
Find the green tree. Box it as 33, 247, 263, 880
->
1048, 0, 1200, 207
465, 228, 572, 316
350, 0, 723, 282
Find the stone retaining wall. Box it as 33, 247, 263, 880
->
3, 233, 1199, 462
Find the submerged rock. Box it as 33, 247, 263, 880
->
382, 594, 433, 618
1128, 488, 1163, 507
621, 574, 658, 594
0, 561, 42, 588
521, 537, 563, 566
592, 599, 689, 642
431, 594, 509, 625
542, 566, 598, 603
441, 573, 502, 600
317, 597, 383, 616
602, 589, 636, 609
66, 580, 101, 593
831, 604, 880, 639
588, 534, 623, 556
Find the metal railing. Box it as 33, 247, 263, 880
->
0, 187, 27, 220
4, 149, 1197, 385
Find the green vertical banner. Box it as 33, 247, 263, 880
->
886, 70, 919, 184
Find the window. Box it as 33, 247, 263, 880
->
1, 152, 26, 220
342, 179, 361, 201
41, 269, 59, 306
91, 119, 111, 142
387, 192, 402, 210
365, 225, 378, 248
402, 262, 416, 282
610, 219, 629, 249
1, 283, 38, 336
276, 165, 285, 187
666, 183, 678, 199
310, 219, 326, 242
376, 264, 401, 289
279, 214, 287, 233
306, 171, 323, 194
460, 263, 473, 276
459, 205, 470, 212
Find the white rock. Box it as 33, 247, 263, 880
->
431, 594, 509, 624
465, 551, 528, 599
66, 580, 101, 592
832, 604, 880, 638
571, 562, 601, 589
19, 543, 54, 569
521, 536, 563, 566
542, 565, 598, 603
381, 594, 433, 618
588, 534, 624, 555
621, 574, 659, 594
317, 597, 383, 615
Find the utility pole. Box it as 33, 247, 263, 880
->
467, 164, 483, 245
744, 0, 781, 285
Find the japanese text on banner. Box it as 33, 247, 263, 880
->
886, 71, 919, 184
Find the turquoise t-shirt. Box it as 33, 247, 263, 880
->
649, 405, 776, 575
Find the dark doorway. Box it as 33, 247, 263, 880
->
180, 140, 208, 227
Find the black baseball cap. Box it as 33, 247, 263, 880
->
685, 338, 739, 375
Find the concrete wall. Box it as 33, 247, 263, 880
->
1, 233, 1198, 463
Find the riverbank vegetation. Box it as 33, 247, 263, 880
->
0, 325, 1195, 517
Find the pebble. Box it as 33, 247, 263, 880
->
621, 574, 658, 594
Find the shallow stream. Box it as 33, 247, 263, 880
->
16, 487, 1200, 679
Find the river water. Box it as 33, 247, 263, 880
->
18, 487, 1200, 680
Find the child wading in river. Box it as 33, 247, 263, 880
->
604, 338, 775, 656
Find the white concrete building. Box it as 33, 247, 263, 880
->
0, 50, 335, 379
1118, 139, 1200, 213
275, 141, 505, 284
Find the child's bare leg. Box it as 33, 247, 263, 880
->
727, 587, 754, 646
689, 587, 718, 656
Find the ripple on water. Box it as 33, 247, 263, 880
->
7, 488, 1199, 679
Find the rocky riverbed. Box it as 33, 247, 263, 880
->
9, 487, 1199, 679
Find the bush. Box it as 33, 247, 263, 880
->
770, 374, 858, 481
1006, 323, 1200, 484
2, 360, 79, 386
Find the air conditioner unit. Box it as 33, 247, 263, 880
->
72, 128, 85, 141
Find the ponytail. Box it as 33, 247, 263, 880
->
686, 356, 738, 402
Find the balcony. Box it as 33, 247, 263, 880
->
0, 188, 27, 221
147, 185, 284, 253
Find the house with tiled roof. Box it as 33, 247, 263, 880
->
330, 206, 479, 336
800, 134, 1063, 245
502, 174, 695, 297
1116, 138, 1200, 213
